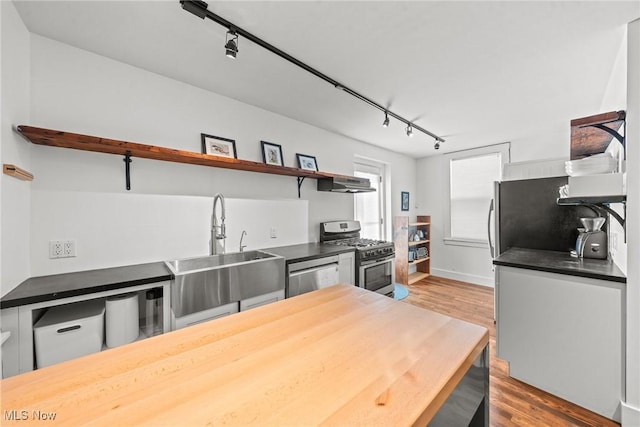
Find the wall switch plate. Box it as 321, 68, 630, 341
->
270, 227, 277, 238
49, 240, 76, 258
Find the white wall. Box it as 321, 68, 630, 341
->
417, 28, 631, 287
622, 18, 639, 427
1, 1, 31, 296
30, 191, 308, 276
0, 30, 417, 294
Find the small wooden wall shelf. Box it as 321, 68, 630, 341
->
3, 164, 34, 181
17, 126, 351, 193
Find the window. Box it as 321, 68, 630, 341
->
445, 143, 509, 246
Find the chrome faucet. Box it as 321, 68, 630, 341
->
211, 193, 226, 255
239, 230, 247, 252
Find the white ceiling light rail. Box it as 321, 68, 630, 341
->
179, 0, 445, 148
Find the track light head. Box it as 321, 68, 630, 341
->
225, 30, 238, 59
382, 112, 389, 128
434, 141, 440, 150
406, 124, 413, 137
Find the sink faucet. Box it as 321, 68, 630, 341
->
211, 193, 226, 255
239, 230, 247, 252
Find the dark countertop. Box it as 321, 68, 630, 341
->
1, 244, 354, 310
263, 243, 355, 264
0, 262, 172, 309
493, 247, 626, 283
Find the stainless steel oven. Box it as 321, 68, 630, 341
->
358, 254, 395, 296
320, 220, 395, 297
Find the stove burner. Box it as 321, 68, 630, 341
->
324, 238, 389, 248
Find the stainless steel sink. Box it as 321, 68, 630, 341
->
165, 250, 285, 328
166, 250, 277, 274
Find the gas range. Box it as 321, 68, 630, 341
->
320, 220, 396, 297
319, 221, 395, 262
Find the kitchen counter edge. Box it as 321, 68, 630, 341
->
0, 262, 172, 309
493, 247, 626, 283
263, 242, 355, 264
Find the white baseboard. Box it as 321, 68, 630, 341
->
622, 401, 640, 427
431, 268, 494, 288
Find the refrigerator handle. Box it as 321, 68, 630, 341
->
487, 199, 495, 258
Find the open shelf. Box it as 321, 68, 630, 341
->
409, 257, 430, 266
394, 215, 430, 286
409, 271, 430, 285
557, 194, 626, 235
16, 126, 355, 194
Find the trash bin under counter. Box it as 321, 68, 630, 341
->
106, 293, 139, 348
34, 299, 105, 369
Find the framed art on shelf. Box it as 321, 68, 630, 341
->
201, 133, 237, 159
261, 141, 284, 166
401, 191, 410, 211
296, 153, 318, 171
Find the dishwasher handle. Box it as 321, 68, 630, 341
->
288, 263, 338, 278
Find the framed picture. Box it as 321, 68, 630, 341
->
296, 153, 318, 171
201, 133, 237, 159
401, 191, 410, 211
261, 141, 284, 166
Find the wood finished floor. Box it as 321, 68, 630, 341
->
402, 276, 619, 427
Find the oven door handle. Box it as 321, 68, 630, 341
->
360, 254, 395, 266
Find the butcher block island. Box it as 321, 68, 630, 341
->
0, 285, 489, 426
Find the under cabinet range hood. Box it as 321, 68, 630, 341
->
317, 176, 375, 193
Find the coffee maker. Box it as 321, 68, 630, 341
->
576, 217, 608, 259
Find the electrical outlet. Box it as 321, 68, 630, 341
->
49, 241, 63, 258
63, 240, 76, 257
270, 227, 277, 239
49, 240, 76, 259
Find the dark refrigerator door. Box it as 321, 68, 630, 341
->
497, 176, 597, 253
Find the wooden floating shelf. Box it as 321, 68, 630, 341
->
410, 222, 430, 226
3, 164, 34, 181
16, 126, 350, 181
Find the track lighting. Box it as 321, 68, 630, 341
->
434, 141, 440, 150
225, 29, 238, 59
406, 124, 413, 137
181, 0, 445, 148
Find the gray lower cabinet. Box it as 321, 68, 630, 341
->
496, 266, 624, 421
338, 251, 355, 285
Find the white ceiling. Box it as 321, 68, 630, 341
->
13, 0, 640, 158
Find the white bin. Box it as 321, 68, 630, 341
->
105, 293, 139, 348
34, 299, 105, 369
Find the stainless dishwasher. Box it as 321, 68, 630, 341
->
287, 255, 340, 298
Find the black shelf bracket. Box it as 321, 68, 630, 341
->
297, 176, 306, 198
557, 196, 626, 241
123, 152, 132, 191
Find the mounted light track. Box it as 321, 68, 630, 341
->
179, 0, 445, 146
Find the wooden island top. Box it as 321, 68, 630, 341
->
0, 284, 489, 426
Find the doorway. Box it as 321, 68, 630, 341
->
354, 160, 387, 240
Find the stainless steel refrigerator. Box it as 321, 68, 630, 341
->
488, 176, 598, 258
